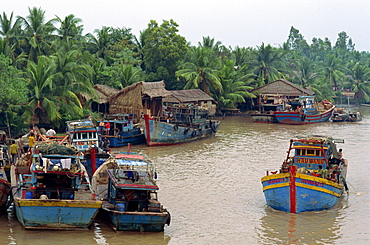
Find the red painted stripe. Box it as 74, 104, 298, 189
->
144, 114, 151, 144
116, 184, 159, 190
289, 165, 297, 213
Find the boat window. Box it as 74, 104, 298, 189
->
150, 192, 157, 200
307, 150, 315, 156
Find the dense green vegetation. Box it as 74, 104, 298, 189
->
1, 7, 370, 136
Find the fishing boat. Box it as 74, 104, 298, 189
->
66, 118, 110, 178
143, 104, 220, 146
261, 135, 348, 213
99, 113, 145, 148
92, 153, 170, 231
330, 108, 349, 122
13, 143, 102, 230
274, 96, 335, 125
347, 112, 362, 122
66, 118, 99, 152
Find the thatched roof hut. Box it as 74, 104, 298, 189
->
163, 89, 216, 104
109, 81, 171, 117
252, 79, 314, 97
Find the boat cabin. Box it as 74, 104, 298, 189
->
284, 136, 344, 172
164, 104, 210, 125
66, 119, 99, 151
19, 153, 89, 200
106, 169, 160, 212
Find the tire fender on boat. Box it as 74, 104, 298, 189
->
210, 122, 217, 132
191, 130, 196, 137
184, 128, 190, 134
173, 125, 179, 131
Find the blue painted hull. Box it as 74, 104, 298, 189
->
107, 128, 146, 147
102, 207, 170, 232
14, 198, 102, 230
81, 153, 110, 178
144, 116, 220, 146
261, 173, 344, 213
275, 107, 335, 125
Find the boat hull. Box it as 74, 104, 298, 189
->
144, 115, 220, 146
275, 107, 334, 125
251, 113, 278, 123
261, 172, 344, 213
102, 207, 170, 232
14, 198, 102, 230
107, 128, 146, 147
0, 178, 11, 213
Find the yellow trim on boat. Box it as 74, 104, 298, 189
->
295, 182, 341, 197
296, 173, 342, 188
262, 182, 289, 191
261, 173, 289, 182
14, 198, 102, 208
293, 146, 328, 149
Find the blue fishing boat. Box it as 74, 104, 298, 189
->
67, 118, 110, 178
92, 153, 170, 231
13, 143, 102, 230
261, 136, 348, 213
99, 114, 145, 148
66, 118, 99, 152
143, 104, 220, 146
274, 96, 335, 125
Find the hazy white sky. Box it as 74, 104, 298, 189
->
3, 0, 369, 51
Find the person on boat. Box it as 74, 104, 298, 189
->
102, 137, 110, 152
28, 133, 35, 153
10, 140, 18, 164
105, 121, 111, 135
313, 165, 324, 177
323, 166, 330, 179
338, 149, 343, 160
99, 121, 105, 135
46, 128, 56, 138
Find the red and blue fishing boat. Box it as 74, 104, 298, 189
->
143, 104, 220, 146
92, 153, 170, 231
274, 96, 335, 125
261, 136, 348, 213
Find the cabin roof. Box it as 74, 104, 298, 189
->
252, 79, 315, 96
163, 89, 216, 103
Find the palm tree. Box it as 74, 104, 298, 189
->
252, 43, 286, 87
86, 26, 112, 62
118, 64, 142, 87
52, 49, 96, 113
318, 54, 346, 91
16, 7, 56, 62
347, 62, 370, 102
216, 59, 256, 109
290, 57, 319, 87
53, 14, 83, 41
23, 55, 60, 126
176, 46, 222, 96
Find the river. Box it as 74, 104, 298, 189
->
1, 106, 370, 244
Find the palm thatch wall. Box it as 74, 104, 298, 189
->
109, 81, 171, 117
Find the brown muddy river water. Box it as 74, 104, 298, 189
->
1, 106, 370, 244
